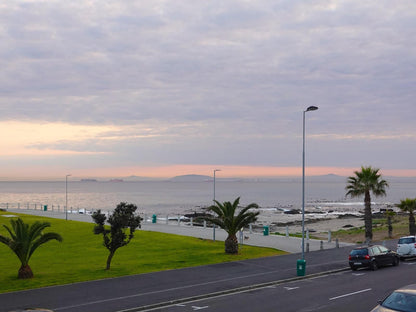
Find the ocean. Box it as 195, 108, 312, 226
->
1, 178, 415, 215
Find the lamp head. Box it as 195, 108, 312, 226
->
306, 106, 318, 112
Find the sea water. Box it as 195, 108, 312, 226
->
0, 178, 415, 215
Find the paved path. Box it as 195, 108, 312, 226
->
4, 208, 352, 253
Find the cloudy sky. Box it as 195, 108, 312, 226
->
1, 0, 416, 179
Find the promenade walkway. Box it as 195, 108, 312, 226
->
4, 208, 352, 253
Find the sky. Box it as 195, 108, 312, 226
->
1, 0, 416, 179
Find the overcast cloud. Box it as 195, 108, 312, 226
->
1, 1, 416, 178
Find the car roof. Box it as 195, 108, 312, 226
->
395, 284, 416, 295
399, 235, 416, 238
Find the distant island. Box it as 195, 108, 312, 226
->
169, 174, 212, 182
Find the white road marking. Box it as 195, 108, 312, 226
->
284, 287, 300, 291
352, 273, 365, 276
329, 288, 372, 301
192, 306, 209, 310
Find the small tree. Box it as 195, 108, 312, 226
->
0, 218, 62, 279
92, 202, 142, 270
396, 198, 416, 236
204, 197, 259, 254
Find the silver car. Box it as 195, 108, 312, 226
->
397, 236, 416, 259
371, 284, 416, 312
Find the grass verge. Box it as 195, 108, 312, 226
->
0, 211, 286, 294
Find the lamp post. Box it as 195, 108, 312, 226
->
301, 106, 318, 260
213, 169, 221, 241
65, 174, 71, 221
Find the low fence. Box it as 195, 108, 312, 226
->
0, 203, 335, 244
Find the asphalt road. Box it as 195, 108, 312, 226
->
156, 258, 416, 312
1, 240, 403, 312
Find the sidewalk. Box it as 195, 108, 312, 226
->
4, 208, 353, 253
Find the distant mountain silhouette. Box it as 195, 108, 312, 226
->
169, 174, 211, 182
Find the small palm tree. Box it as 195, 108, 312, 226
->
0, 218, 63, 279
345, 166, 389, 243
396, 198, 416, 235
204, 197, 259, 254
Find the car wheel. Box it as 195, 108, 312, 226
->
393, 257, 399, 266
370, 261, 378, 271
350, 265, 357, 271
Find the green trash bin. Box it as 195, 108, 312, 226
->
152, 214, 157, 223
43, 205, 47, 211
263, 226, 269, 236
297, 259, 306, 276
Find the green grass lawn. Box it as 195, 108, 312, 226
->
0, 211, 286, 293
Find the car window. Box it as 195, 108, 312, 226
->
371, 247, 381, 256
378, 246, 389, 253
382, 291, 416, 312
398, 237, 416, 244
350, 249, 368, 256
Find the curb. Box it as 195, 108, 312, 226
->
118, 267, 351, 312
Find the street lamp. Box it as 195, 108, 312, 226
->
213, 169, 221, 241
301, 106, 318, 261
65, 174, 71, 221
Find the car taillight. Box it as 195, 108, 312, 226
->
348, 256, 352, 260
364, 255, 370, 259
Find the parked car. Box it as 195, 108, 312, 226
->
396, 236, 416, 259
348, 245, 400, 271
371, 283, 416, 312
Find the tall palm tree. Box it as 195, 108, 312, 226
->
396, 198, 416, 235
384, 210, 396, 239
0, 218, 63, 279
345, 166, 389, 243
204, 197, 259, 254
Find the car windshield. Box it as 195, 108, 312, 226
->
350, 249, 368, 256
382, 291, 416, 312
399, 237, 415, 244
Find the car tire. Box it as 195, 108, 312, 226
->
392, 257, 399, 266
370, 261, 378, 271
350, 265, 357, 271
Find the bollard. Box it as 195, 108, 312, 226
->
306, 242, 310, 253
177, 215, 180, 226
213, 224, 216, 242
203, 220, 207, 228
249, 223, 253, 234
320, 240, 323, 250
306, 229, 309, 240
328, 230, 332, 242
166, 216, 169, 224
336, 238, 339, 248
190, 217, 193, 226
286, 226, 289, 237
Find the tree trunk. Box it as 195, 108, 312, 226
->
106, 251, 115, 270
364, 191, 373, 243
225, 234, 239, 254
387, 216, 393, 239
409, 212, 416, 236
18, 264, 34, 279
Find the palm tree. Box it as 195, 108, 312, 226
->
396, 198, 416, 235
384, 210, 396, 239
0, 218, 63, 279
204, 197, 259, 254
345, 166, 389, 243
